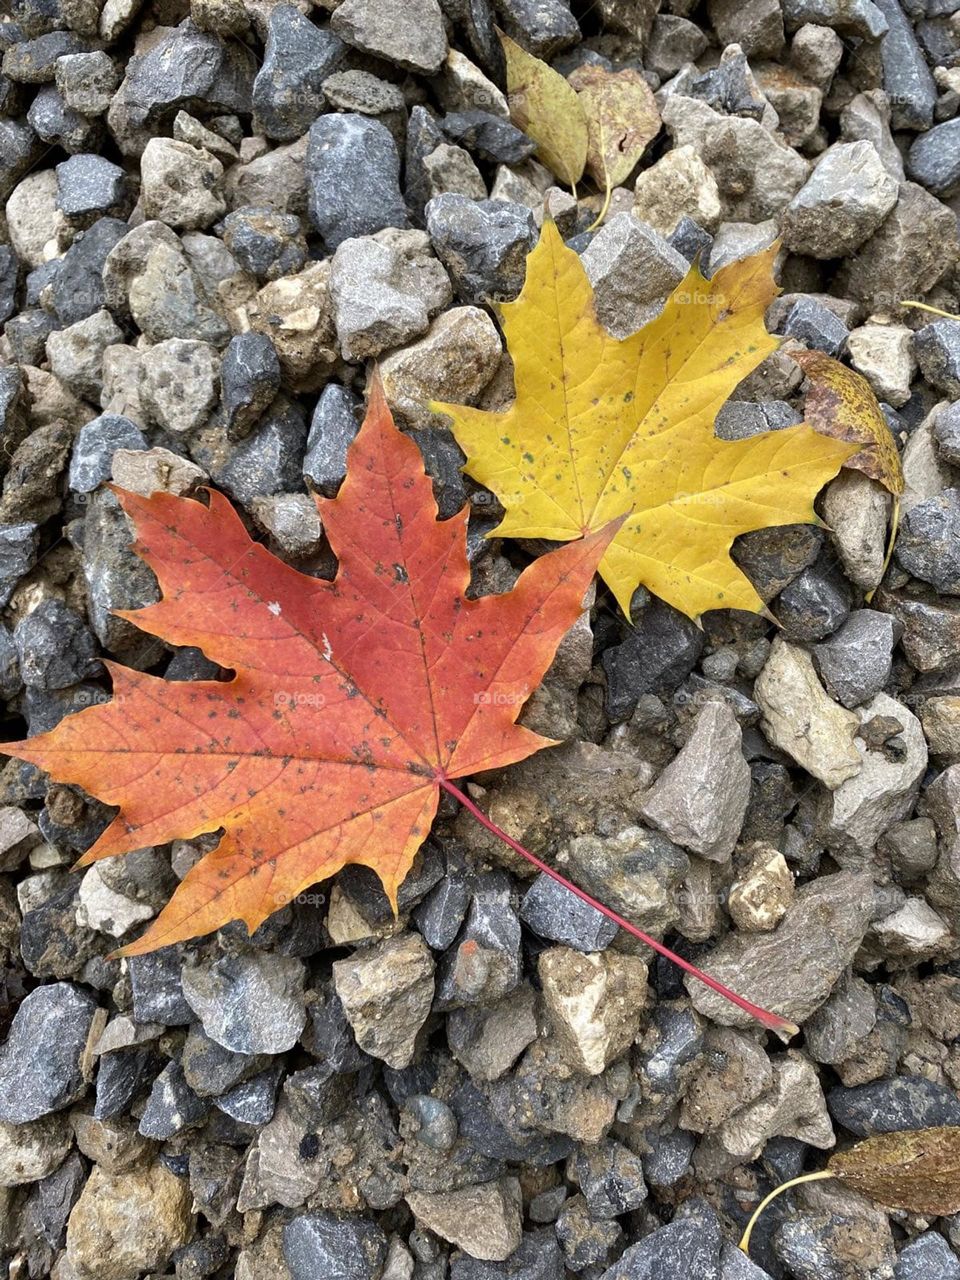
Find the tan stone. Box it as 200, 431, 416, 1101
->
538, 946, 649, 1074
67, 1161, 193, 1280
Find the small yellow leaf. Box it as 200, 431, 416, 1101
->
567, 64, 660, 191
791, 349, 904, 496
829, 1126, 960, 1215
499, 30, 587, 187
433, 222, 856, 621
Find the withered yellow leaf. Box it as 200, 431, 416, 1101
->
433, 221, 857, 620
499, 30, 587, 187
792, 349, 904, 495
567, 65, 660, 191
829, 1126, 960, 1215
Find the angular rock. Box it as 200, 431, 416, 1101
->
306, 113, 409, 251
813, 610, 899, 709
426, 194, 537, 305
181, 951, 307, 1054
406, 1179, 523, 1262
283, 1211, 388, 1280
140, 338, 220, 436
220, 331, 281, 439
253, 4, 345, 142
828, 1074, 960, 1136
333, 933, 435, 1068
0, 982, 96, 1123
538, 946, 649, 1075
69, 414, 147, 494
520, 873, 618, 952
581, 213, 689, 339
779, 141, 897, 259
331, 0, 448, 74
873, 0, 937, 130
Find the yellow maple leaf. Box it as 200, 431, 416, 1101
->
433, 222, 858, 620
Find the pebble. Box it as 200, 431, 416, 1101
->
813, 610, 899, 709
914, 320, 960, 397
0, 982, 96, 1122
582, 213, 689, 338
219, 206, 307, 281
846, 324, 915, 407
779, 141, 898, 259
828, 1074, 960, 1135
908, 118, 960, 196
538, 946, 649, 1075
633, 145, 722, 236
66, 1161, 193, 1280
282, 1210, 388, 1280
520, 872, 618, 951
181, 951, 307, 1055
602, 595, 704, 721
755, 637, 862, 787
68, 413, 147, 494
55, 51, 119, 116
303, 382, 361, 495
639, 700, 750, 861
841, 181, 955, 312
778, 296, 849, 358
406, 1179, 523, 1262
55, 153, 125, 219
306, 113, 409, 250
220, 331, 282, 439
333, 933, 435, 1068
140, 338, 221, 436
687, 871, 874, 1028
426, 195, 537, 305
447, 985, 538, 1082
601, 1207, 722, 1280
252, 4, 345, 142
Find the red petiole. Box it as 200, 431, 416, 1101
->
439, 775, 799, 1040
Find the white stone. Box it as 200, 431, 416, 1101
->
718, 1051, 834, 1161
140, 137, 226, 231
538, 946, 649, 1075
871, 897, 952, 960
140, 339, 220, 435
6, 170, 71, 267
110, 446, 207, 497
728, 845, 795, 932
755, 637, 862, 787
846, 324, 916, 408
76, 864, 155, 938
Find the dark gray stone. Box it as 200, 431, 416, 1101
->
436, 877, 522, 1009
406, 104, 447, 221
306, 113, 409, 251
0, 982, 97, 1122
412, 865, 471, 950
20, 1149, 86, 1270
55, 153, 125, 218
213, 1064, 282, 1125
599, 1206, 721, 1280
813, 609, 899, 707
782, 0, 886, 37
689, 53, 767, 121
450, 1228, 565, 1280
897, 489, 960, 593
28, 84, 102, 153
778, 296, 849, 357
775, 553, 852, 641
669, 216, 713, 264
49, 216, 128, 326
828, 1074, 960, 1135
733, 524, 822, 601
915, 319, 960, 395
181, 950, 307, 1054
404, 1094, 458, 1150
873, 0, 938, 129
283, 1211, 389, 1280
197, 396, 308, 507
575, 1140, 648, 1218
253, 4, 345, 142
1, 30, 85, 83
69, 414, 147, 494
908, 118, 960, 195
427, 193, 538, 304
0, 244, 17, 325
14, 599, 101, 690
602, 596, 704, 721
138, 1058, 209, 1139
303, 383, 361, 496
221, 331, 282, 439
0, 117, 41, 200
411, 426, 468, 519
520, 872, 619, 951
495, 0, 580, 58
441, 110, 537, 163
219, 206, 306, 281
0, 521, 39, 607
715, 400, 802, 440
129, 947, 194, 1025
5, 309, 53, 365
641, 1128, 696, 1188
94, 1047, 160, 1119
934, 400, 960, 464
81, 489, 162, 665
894, 1233, 960, 1280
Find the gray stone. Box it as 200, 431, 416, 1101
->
828, 1074, 960, 1135
14, 599, 101, 690
138, 1058, 208, 1139
55, 153, 125, 219
406, 1180, 523, 1262
195, 395, 308, 507
441, 110, 536, 164
141, 338, 221, 436
897, 488, 960, 591
935, 400, 960, 465
843, 180, 956, 310
330, 236, 443, 361
813, 610, 899, 708
802, 972, 876, 1066
775, 554, 852, 642
426, 194, 537, 305
562, 825, 689, 938
709, 0, 785, 56
520, 872, 618, 951
181, 951, 307, 1054
602, 596, 703, 722
0, 1115, 74, 1188
69, 414, 147, 494
404, 1094, 458, 1150
331, 0, 448, 74
915, 321, 960, 397
28, 84, 101, 153
219, 206, 307, 281
778, 296, 849, 357
303, 383, 361, 496
647, 15, 709, 77
0, 982, 97, 1122
54, 51, 119, 116
253, 4, 345, 142
781, 0, 887, 38
0, 118, 41, 202
2, 30, 85, 83
283, 1211, 389, 1280
323, 68, 406, 119
599, 1209, 721, 1280
447, 985, 539, 1082
639, 700, 750, 862
908, 118, 960, 196
140, 137, 225, 231
818, 693, 928, 860
221, 331, 281, 439
129, 948, 193, 1025
307, 113, 409, 250
333, 933, 435, 1068
81, 489, 162, 664
873, 0, 937, 130
494, 0, 580, 59
575, 1140, 647, 1219
46, 308, 124, 400
686, 871, 875, 1029
779, 141, 898, 259
437, 877, 523, 1010
894, 1233, 960, 1280
0, 245, 17, 326
581, 214, 689, 338
49, 215, 127, 326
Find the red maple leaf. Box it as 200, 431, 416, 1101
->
5, 377, 794, 1036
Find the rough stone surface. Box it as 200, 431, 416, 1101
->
333, 933, 435, 1068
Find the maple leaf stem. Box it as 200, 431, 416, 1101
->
439, 776, 799, 1040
